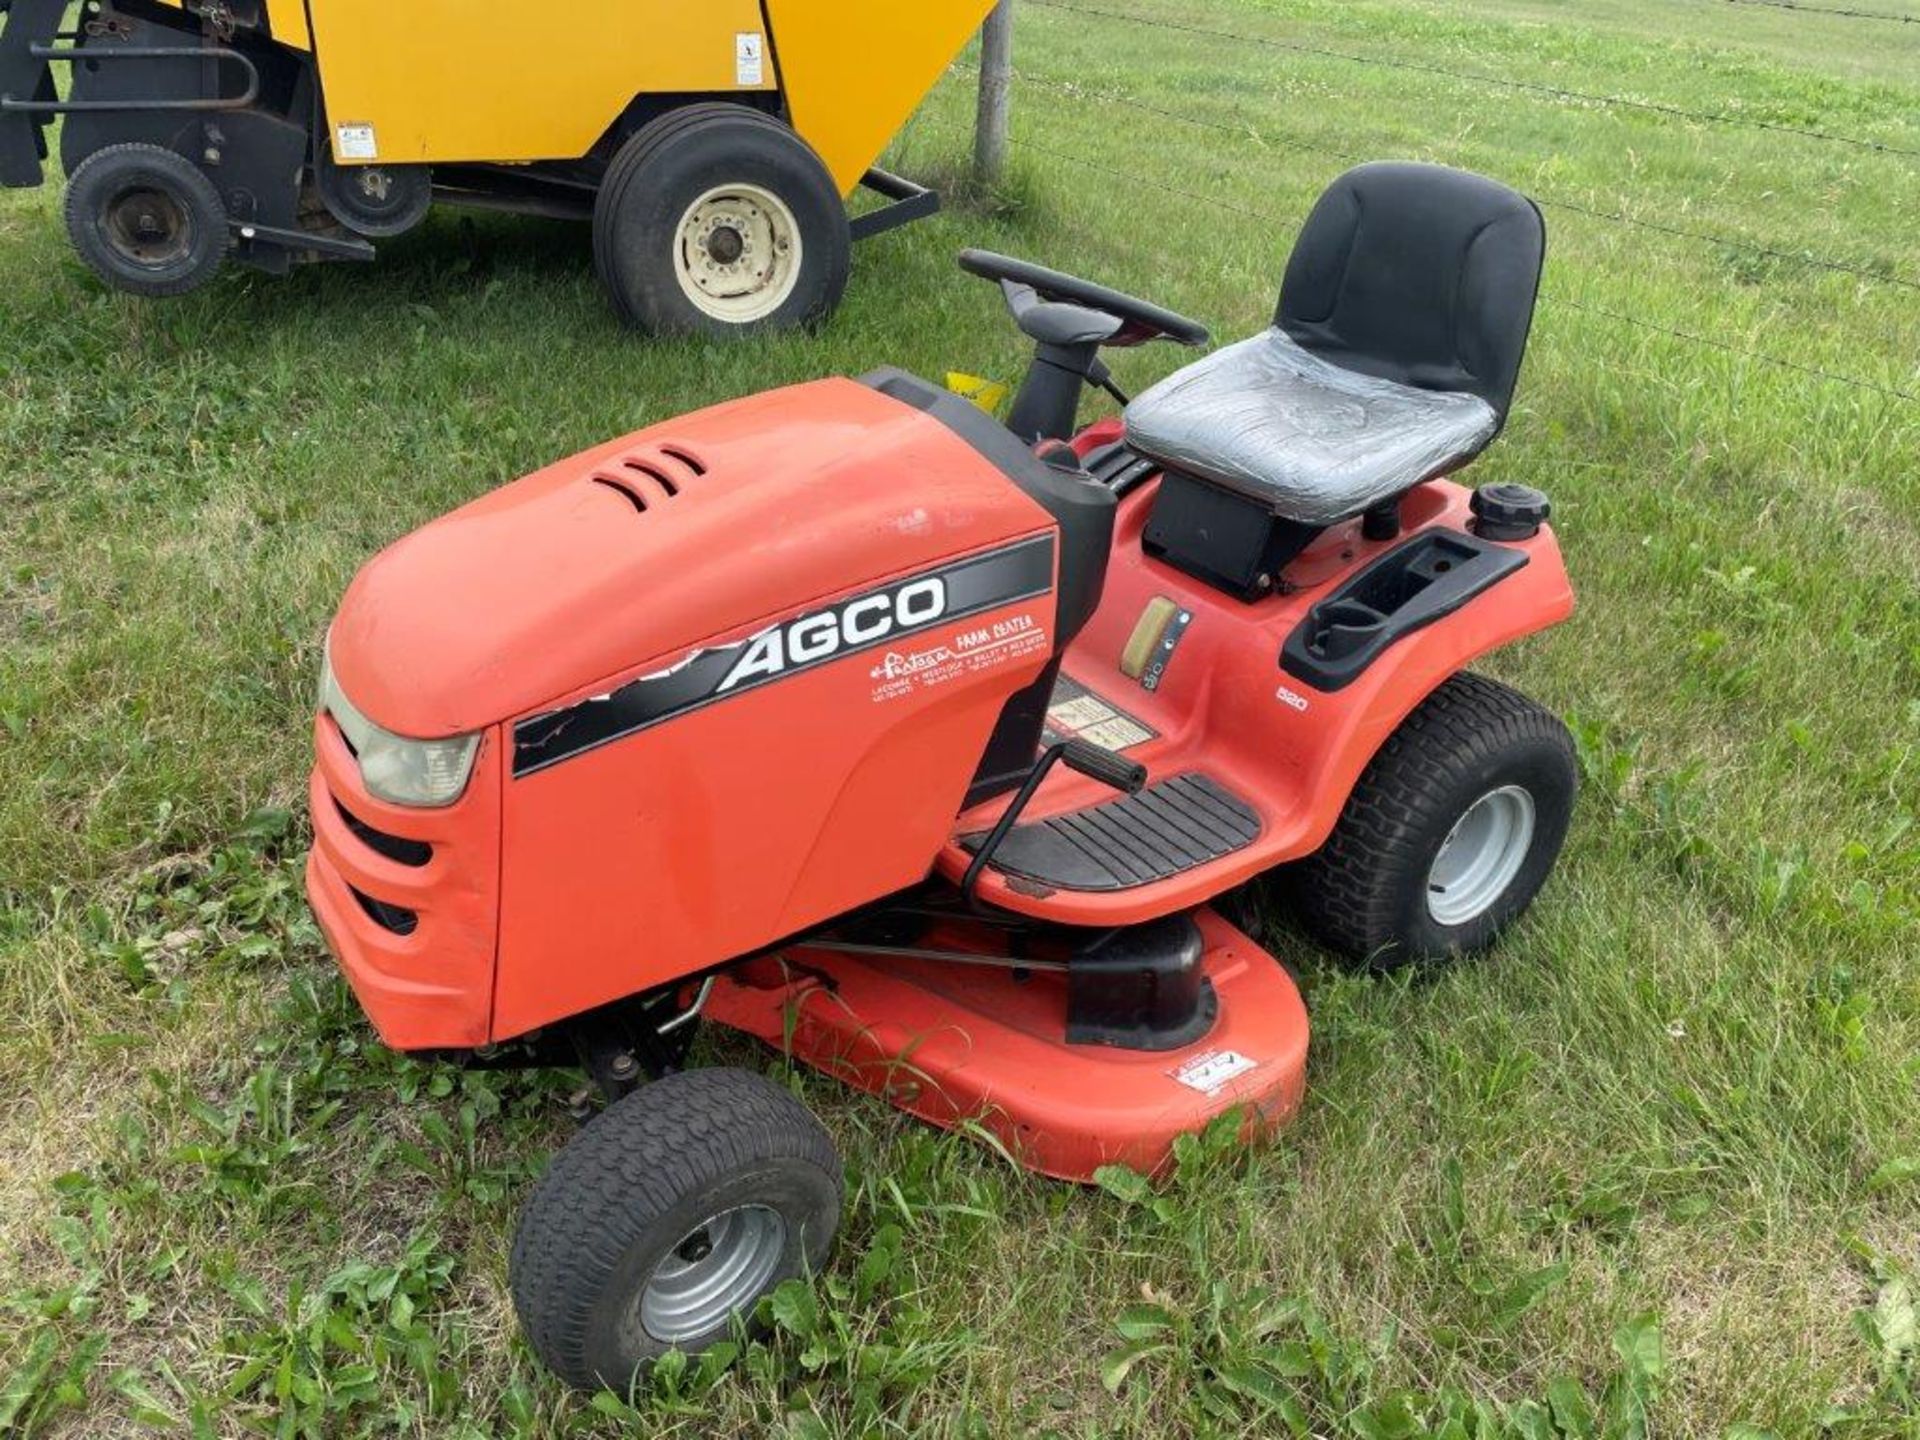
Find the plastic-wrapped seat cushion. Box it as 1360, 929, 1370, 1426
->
1122, 327, 1499, 527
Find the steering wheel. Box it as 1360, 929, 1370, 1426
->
958, 249, 1210, 350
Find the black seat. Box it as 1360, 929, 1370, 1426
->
1123, 162, 1545, 527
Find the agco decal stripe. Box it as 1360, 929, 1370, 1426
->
512, 534, 1056, 777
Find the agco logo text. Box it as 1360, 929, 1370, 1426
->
719, 578, 948, 692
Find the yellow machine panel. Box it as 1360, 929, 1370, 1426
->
265, 0, 309, 52
303, 0, 775, 166
767, 0, 998, 192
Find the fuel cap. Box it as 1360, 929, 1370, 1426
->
1470, 483, 1551, 541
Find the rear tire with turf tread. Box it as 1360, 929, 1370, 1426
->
1286, 672, 1576, 969
592, 103, 849, 337
64, 143, 228, 298
509, 1067, 841, 1392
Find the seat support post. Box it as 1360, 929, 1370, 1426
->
1361, 497, 1403, 542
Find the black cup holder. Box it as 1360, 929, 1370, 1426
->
1306, 600, 1388, 660
1281, 528, 1531, 691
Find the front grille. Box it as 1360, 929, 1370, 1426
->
335, 797, 431, 867
349, 884, 419, 936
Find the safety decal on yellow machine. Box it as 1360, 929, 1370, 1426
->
334, 124, 378, 161
735, 32, 765, 86
1042, 675, 1156, 753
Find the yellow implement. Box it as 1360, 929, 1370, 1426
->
0, 0, 995, 332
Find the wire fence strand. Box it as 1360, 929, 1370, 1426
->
953, 60, 1920, 293
1024, 0, 1920, 157
1714, 0, 1920, 22
909, 101, 1917, 404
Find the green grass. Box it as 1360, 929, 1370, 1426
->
2, 0, 1917, 1433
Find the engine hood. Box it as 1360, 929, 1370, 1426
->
327, 377, 1056, 738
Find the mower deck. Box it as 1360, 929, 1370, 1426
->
703, 906, 1309, 1182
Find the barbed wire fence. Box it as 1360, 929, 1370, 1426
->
961, 0, 1918, 406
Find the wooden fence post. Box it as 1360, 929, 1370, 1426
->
974, 1, 1014, 184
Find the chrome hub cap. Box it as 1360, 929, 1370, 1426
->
1426, 784, 1536, 926
672, 183, 801, 323
637, 1204, 787, 1343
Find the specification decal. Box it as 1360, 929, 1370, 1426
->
1170, 1049, 1258, 1097
1042, 674, 1157, 752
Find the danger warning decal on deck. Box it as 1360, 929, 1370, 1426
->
1170, 1049, 1258, 1097
1042, 674, 1157, 753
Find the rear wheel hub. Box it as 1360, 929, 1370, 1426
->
104, 186, 190, 267
672, 183, 803, 324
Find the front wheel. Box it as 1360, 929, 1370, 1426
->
64, 143, 228, 297
509, 1067, 841, 1392
1286, 672, 1576, 969
592, 104, 850, 337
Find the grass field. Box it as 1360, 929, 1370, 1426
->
2, 0, 1918, 1434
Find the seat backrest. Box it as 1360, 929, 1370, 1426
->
1276, 162, 1545, 427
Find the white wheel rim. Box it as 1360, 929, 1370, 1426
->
637, 1204, 787, 1343
671, 183, 802, 324
1426, 784, 1536, 927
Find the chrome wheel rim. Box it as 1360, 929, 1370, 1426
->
1426, 784, 1536, 926
671, 183, 802, 323
637, 1204, 787, 1343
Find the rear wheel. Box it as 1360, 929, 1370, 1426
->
592, 104, 850, 337
64, 143, 228, 297
1287, 672, 1576, 969
315, 144, 432, 238
509, 1067, 842, 1392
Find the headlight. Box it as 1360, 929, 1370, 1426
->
317, 644, 479, 808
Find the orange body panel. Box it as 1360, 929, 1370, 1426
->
491, 561, 1057, 1039
703, 907, 1310, 1182
327, 379, 1053, 741
315, 378, 1065, 1046
936, 435, 1575, 925
306, 712, 502, 1050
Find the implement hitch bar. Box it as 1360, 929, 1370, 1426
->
1, 0, 259, 187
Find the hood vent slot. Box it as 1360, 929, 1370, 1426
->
659, 443, 707, 477
623, 457, 678, 497
589, 442, 708, 518
592, 475, 648, 514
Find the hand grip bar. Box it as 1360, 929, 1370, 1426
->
1058, 738, 1147, 795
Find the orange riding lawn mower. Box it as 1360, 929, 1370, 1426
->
308, 162, 1577, 1389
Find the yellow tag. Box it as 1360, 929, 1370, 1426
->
945, 372, 1010, 415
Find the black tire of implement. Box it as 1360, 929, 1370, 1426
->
64, 143, 229, 298
315, 144, 433, 238
592, 103, 850, 336
1285, 672, 1577, 969
509, 1067, 842, 1392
